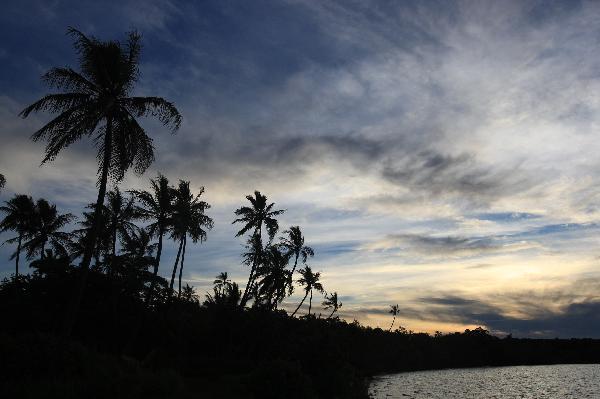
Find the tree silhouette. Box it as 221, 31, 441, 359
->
205, 273, 242, 309
255, 245, 292, 310
323, 291, 342, 319
169, 181, 213, 297
389, 304, 400, 331
132, 174, 174, 306
104, 188, 136, 271
0, 174, 5, 193
69, 204, 110, 270
279, 226, 313, 292
0, 194, 35, 277
292, 266, 324, 317
22, 199, 74, 261
233, 191, 284, 307
19, 28, 181, 335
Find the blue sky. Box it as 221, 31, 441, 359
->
1, 0, 600, 337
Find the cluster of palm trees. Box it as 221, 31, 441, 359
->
0, 26, 344, 331
229, 190, 342, 318
0, 177, 212, 301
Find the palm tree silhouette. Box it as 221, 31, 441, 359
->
169, 181, 213, 297
19, 28, 181, 335
213, 272, 232, 295
69, 204, 110, 269
105, 188, 136, 270
279, 226, 313, 289
322, 291, 342, 319
233, 191, 284, 307
256, 245, 292, 310
132, 174, 174, 306
0, 194, 36, 277
22, 199, 74, 261
389, 304, 399, 331
291, 266, 324, 317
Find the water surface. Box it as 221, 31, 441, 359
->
368, 364, 600, 399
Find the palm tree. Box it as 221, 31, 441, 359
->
389, 304, 400, 331
291, 266, 324, 317
0, 194, 35, 276
22, 199, 75, 261
0, 174, 5, 193
279, 226, 313, 293
69, 204, 110, 269
256, 245, 292, 310
19, 28, 181, 335
233, 191, 284, 307
323, 292, 342, 319
104, 187, 136, 269
132, 174, 174, 306
213, 272, 232, 295
169, 181, 213, 297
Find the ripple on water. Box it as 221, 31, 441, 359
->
368, 364, 600, 399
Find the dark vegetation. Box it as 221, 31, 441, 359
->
1, 28, 600, 398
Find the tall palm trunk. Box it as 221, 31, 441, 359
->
290, 253, 299, 275
177, 235, 187, 297
169, 238, 184, 292
328, 308, 336, 319
144, 227, 164, 307
240, 227, 262, 308
15, 233, 22, 277
389, 316, 396, 332
291, 289, 309, 317
308, 289, 313, 315
61, 115, 113, 337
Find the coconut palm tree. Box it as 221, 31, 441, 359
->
20, 27, 181, 335
22, 199, 74, 261
0, 194, 36, 276
279, 226, 314, 276
233, 191, 284, 307
132, 174, 174, 305
19, 28, 181, 332
169, 181, 213, 297
291, 266, 324, 317
105, 187, 136, 266
255, 245, 292, 310
389, 304, 400, 331
213, 272, 232, 295
69, 204, 110, 269
323, 291, 342, 319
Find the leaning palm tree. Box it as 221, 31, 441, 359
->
22, 199, 75, 261
132, 174, 174, 306
322, 291, 342, 319
291, 266, 324, 317
169, 181, 213, 297
389, 304, 400, 331
279, 226, 314, 276
233, 191, 284, 307
19, 28, 181, 334
0, 194, 36, 277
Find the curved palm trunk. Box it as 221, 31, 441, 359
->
15, 234, 22, 277
240, 228, 261, 308
389, 316, 396, 332
177, 235, 187, 297
61, 116, 113, 337
169, 238, 184, 292
291, 289, 309, 317
144, 227, 164, 307
308, 289, 313, 316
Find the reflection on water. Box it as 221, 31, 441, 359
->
369, 364, 600, 399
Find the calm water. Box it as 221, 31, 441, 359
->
368, 364, 600, 399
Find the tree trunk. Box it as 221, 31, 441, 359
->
240, 227, 262, 308
169, 239, 183, 292
291, 290, 309, 317
61, 115, 113, 337
144, 227, 164, 307
177, 235, 187, 298
389, 316, 395, 332
15, 234, 22, 277
328, 308, 336, 319
40, 239, 46, 260
308, 289, 313, 316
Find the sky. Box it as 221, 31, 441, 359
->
1, 0, 600, 338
